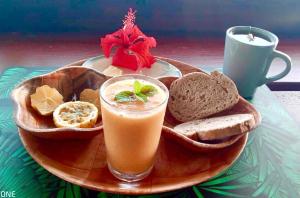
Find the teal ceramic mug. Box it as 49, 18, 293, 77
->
223, 26, 291, 99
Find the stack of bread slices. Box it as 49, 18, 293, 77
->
168, 71, 256, 142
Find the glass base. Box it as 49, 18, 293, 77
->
108, 162, 153, 182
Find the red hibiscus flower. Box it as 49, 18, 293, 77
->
100, 9, 157, 71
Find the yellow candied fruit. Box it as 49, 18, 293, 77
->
80, 88, 101, 116
30, 85, 64, 116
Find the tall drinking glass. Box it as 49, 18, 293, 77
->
100, 75, 169, 182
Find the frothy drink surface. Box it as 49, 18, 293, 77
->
233, 34, 271, 46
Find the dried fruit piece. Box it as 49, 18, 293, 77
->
79, 89, 101, 115
30, 85, 64, 116
53, 101, 98, 128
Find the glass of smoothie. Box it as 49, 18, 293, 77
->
100, 75, 169, 182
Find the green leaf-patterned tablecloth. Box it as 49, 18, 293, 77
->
0, 67, 300, 198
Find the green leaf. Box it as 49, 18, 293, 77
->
140, 85, 157, 96
200, 187, 245, 197
57, 188, 65, 198
209, 183, 255, 190
199, 167, 255, 187
97, 192, 107, 198
134, 80, 142, 93
192, 186, 204, 198
72, 185, 81, 198
66, 183, 75, 198
114, 91, 135, 103
135, 92, 147, 102
0, 67, 28, 98
114, 80, 158, 103
268, 178, 281, 198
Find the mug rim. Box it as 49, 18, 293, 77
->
226, 26, 278, 47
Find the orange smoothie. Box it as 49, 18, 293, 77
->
100, 75, 168, 181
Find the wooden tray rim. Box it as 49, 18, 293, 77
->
18, 128, 248, 195
16, 56, 258, 194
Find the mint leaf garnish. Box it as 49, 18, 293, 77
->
114, 91, 135, 102
140, 85, 157, 96
114, 80, 158, 103
135, 92, 148, 102
134, 80, 142, 94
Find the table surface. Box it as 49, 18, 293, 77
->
1, 66, 300, 198
273, 92, 300, 125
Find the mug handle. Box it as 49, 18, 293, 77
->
260, 50, 292, 85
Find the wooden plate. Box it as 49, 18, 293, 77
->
12, 57, 260, 148
159, 76, 261, 152
16, 57, 259, 194
11, 66, 109, 139
19, 127, 248, 195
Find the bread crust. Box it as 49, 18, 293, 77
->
174, 114, 255, 141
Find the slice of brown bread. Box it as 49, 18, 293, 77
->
174, 114, 255, 140
168, 71, 239, 122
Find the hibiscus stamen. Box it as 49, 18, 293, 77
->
123, 8, 136, 29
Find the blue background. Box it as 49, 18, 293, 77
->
0, 0, 299, 37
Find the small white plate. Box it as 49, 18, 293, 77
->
82, 55, 182, 78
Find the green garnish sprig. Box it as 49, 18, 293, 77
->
114, 80, 157, 103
